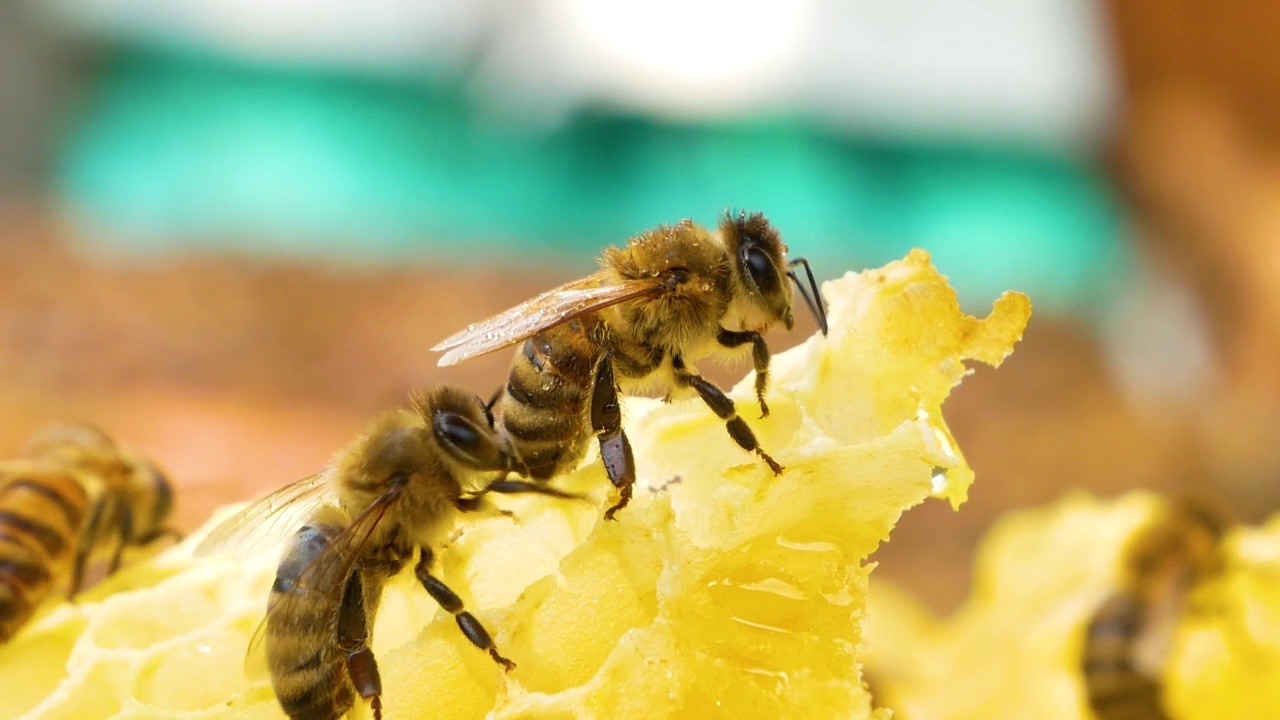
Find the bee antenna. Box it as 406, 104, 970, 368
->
787, 257, 828, 336
477, 388, 502, 429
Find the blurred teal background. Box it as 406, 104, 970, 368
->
7, 0, 1125, 313
59, 47, 1124, 313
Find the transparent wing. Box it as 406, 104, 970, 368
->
432, 273, 665, 366
242, 613, 272, 678
240, 484, 404, 674
194, 472, 336, 559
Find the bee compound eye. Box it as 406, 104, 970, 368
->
434, 412, 481, 453
742, 246, 780, 295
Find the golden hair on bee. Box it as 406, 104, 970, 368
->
433, 209, 827, 519
196, 386, 579, 720
0, 422, 178, 643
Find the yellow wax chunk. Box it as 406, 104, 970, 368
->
864, 492, 1280, 719
0, 249, 1031, 719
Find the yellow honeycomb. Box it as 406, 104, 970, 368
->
0, 249, 1032, 719
863, 493, 1280, 719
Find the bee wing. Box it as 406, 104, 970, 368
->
241, 484, 404, 674
432, 274, 666, 366
194, 472, 336, 560
242, 613, 272, 679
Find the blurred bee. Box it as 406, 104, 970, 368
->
433, 211, 828, 519
196, 386, 579, 720
0, 423, 177, 643
1081, 499, 1228, 720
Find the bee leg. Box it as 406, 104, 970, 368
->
479, 387, 504, 429
106, 504, 133, 576
478, 479, 583, 501
453, 494, 516, 522
137, 526, 185, 545
591, 352, 636, 520
717, 328, 772, 418
337, 569, 383, 719
68, 497, 109, 598
671, 355, 784, 475
415, 547, 515, 671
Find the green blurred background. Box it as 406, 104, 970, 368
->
9, 1, 1123, 313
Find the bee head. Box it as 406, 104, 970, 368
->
419, 386, 517, 474
721, 211, 828, 336
27, 423, 176, 545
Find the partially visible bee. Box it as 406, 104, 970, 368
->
196, 387, 578, 720
0, 422, 178, 643
433, 211, 828, 519
1081, 499, 1228, 720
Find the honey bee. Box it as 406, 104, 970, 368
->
196, 386, 579, 720
433, 211, 827, 519
0, 422, 178, 643
1081, 499, 1228, 719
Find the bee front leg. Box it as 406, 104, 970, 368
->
475, 479, 584, 501
337, 569, 383, 720
717, 328, 772, 418
415, 547, 515, 671
591, 351, 636, 521
671, 355, 783, 475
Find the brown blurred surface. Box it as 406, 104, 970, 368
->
0, 212, 1221, 614
1103, 0, 1280, 516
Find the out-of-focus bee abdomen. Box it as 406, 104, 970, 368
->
1082, 593, 1169, 720
498, 320, 599, 480
0, 471, 87, 642
266, 522, 353, 720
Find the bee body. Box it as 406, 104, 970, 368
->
0, 423, 176, 643
201, 387, 579, 720
436, 212, 828, 519
266, 520, 355, 720
0, 470, 88, 641
1082, 501, 1227, 720
501, 320, 599, 482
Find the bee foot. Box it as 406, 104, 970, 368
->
759, 451, 784, 475
490, 649, 516, 672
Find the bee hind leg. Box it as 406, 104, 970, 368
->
337, 570, 383, 719
591, 352, 636, 521
415, 547, 515, 671
671, 355, 784, 475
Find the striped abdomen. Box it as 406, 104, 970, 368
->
266, 522, 357, 720
0, 471, 88, 642
498, 319, 601, 480
1081, 592, 1168, 720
